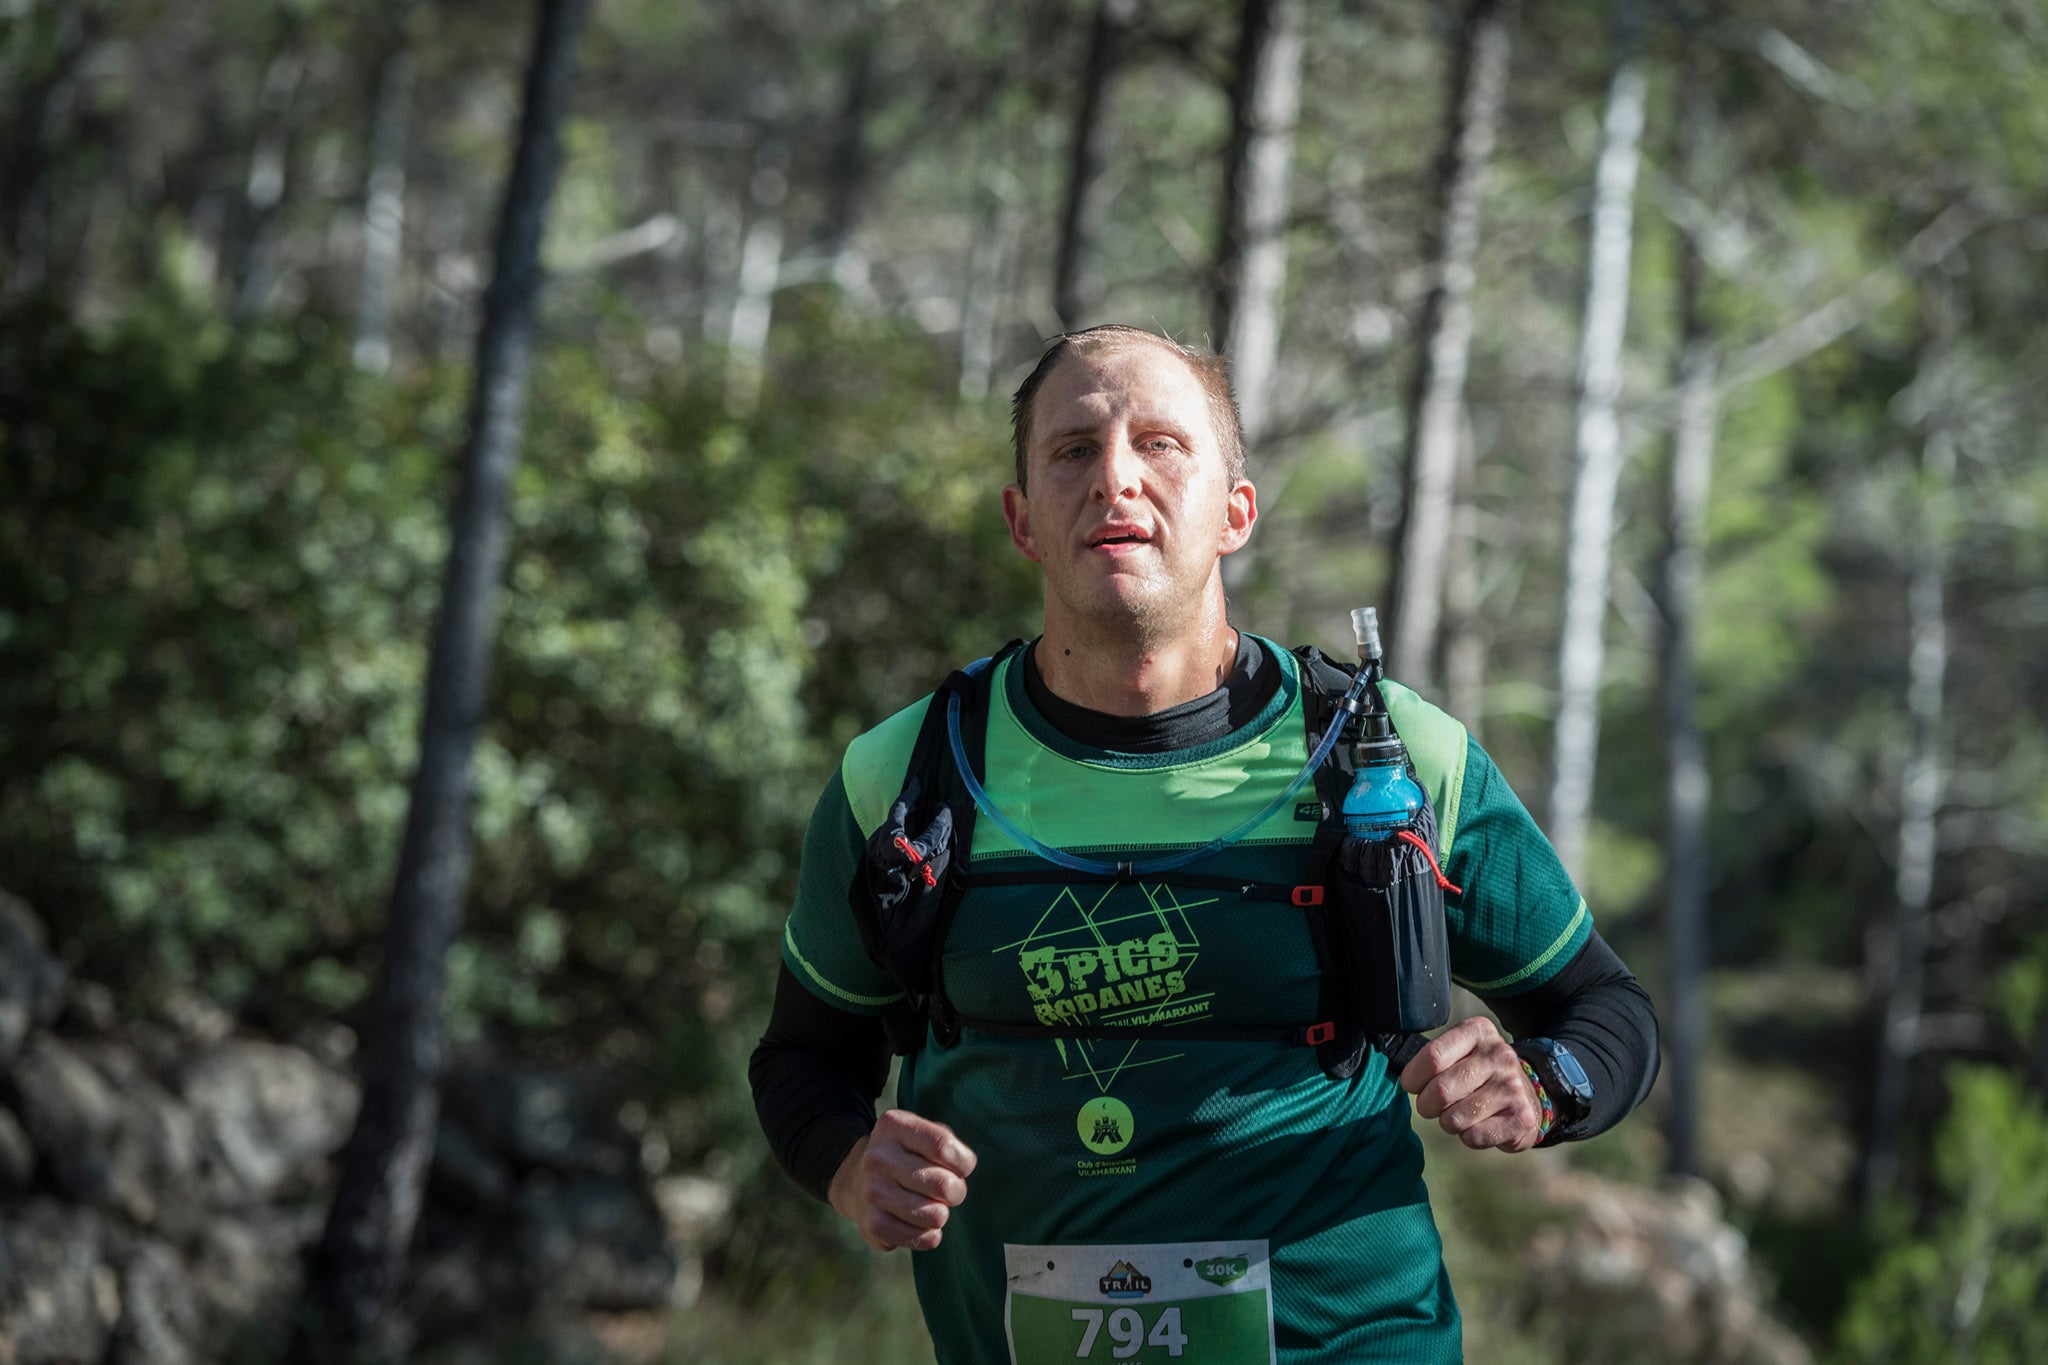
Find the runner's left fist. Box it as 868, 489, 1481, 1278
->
1398, 1016, 1543, 1153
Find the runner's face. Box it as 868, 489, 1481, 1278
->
1002, 345, 1256, 635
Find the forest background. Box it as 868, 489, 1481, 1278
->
3, 0, 2046, 1359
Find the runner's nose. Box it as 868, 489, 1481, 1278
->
1091, 431, 1144, 504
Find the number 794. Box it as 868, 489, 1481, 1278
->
1070, 1306, 1187, 1358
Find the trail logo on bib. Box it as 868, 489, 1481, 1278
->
1077, 1097, 1134, 1155
1099, 1261, 1151, 1298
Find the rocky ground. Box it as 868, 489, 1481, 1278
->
0, 893, 729, 1363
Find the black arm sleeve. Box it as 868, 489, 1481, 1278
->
748, 963, 893, 1201
1479, 929, 1659, 1146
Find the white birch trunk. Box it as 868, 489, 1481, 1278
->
353, 10, 417, 375
726, 127, 789, 413
698, 191, 744, 344
1547, 23, 1646, 882
959, 165, 1010, 403
231, 47, 307, 317
1865, 378, 1953, 1207
1214, 0, 1306, 452
1388, 0, 1514, 691
1442, 416, 1488, 733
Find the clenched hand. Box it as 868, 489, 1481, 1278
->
829, 1109, 978, 1252
1399, 1016, 1544, 1153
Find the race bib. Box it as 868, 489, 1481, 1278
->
1003, 1240, 1275, 1364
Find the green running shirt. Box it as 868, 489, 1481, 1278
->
783, 641, 1592, 1364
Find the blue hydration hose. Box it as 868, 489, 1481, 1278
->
945, 655, 1370, 876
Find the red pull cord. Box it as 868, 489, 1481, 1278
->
893, 833, 938, 888
1395, 830, 1462, 895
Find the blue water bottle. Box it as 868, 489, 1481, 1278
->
1339, 608, 1424, 839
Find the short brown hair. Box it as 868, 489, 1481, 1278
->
1008, 325, 1245, 490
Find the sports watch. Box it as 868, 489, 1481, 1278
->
1512, 1037, 1594, 1131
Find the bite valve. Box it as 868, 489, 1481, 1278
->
1351, 608, 1383, 669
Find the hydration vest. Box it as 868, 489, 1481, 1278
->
846, 641, 1455, 1081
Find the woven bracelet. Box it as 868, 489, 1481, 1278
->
1519, 1058, 1557, 1142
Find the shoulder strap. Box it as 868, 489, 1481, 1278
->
917, 641, 1025, 1047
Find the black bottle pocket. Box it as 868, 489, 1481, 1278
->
1325, 823, 1452, 1037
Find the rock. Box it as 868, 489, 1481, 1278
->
1524, 1167, 1812, 1365
189, 1205, 321, 1344
411, 1166, 678, 1347
431, 1111, 514, 1209
10, 1035, 206, 1234
0, 1199, 112, 1363
61, 978, 119, 1037
0, 1103, 36, 1193
0, 891, 68, 1062
112, 1237, 206, 1365
160, 990, 234, 1047
11, 1033, 126, 1206
439, 1064, 636, 1179
180, 1039, 358, 1203
513, 1174, 675, 1314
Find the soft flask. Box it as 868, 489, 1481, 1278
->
1325, 609, 1456, 1058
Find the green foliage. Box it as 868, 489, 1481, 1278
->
0, 288, 1037, 1181
0, 293, 447, 1005
1835, 1065, 2048, 1365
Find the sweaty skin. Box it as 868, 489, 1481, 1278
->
999, 341, 1256, 717
830, 1109, 978, 1251
828, 339, 1544, 1251
1401, 1015, 1546, 1153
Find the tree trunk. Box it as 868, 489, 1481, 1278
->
698, 190, 745, 343
304, 0, 588, 1351
353, 2, 419, 375
1442, 416, 1488, 732
726, 118, 790, 413
1547, 1, 1646, 882
959, 162, 1011, 403
0, 5, 95, 299
1385, 0, 1515, 693
1863, 313, 1954, 1212
1657, 35, 1718, 1177
1053, 0, 1138, 330
820, 30, 878, 296
1212, 0, 1305, 453
229, 30, 309, 319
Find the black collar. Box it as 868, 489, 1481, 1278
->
1019, 632, 1279, 754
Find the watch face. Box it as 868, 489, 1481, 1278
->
1551, 1046, 1592, 1101
1521, 1038, 1593, 1115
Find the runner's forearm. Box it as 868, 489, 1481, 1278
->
1481, 930, 1659, 1143
749, 962, 891, 1200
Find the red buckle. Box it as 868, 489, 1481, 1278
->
1304, 1021, 1337, 1046
1291, 885, 1325, 907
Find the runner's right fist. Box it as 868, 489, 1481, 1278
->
829, 1109, 979, 1252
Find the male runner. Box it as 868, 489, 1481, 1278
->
751, 325, 1658, 1362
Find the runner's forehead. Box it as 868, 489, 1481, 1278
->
1029, 344, 1214, 447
